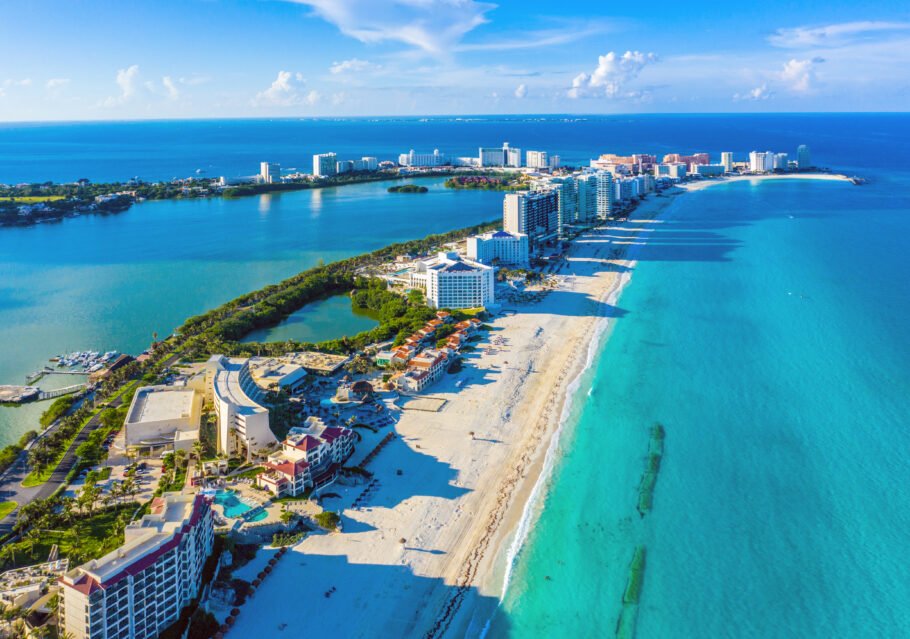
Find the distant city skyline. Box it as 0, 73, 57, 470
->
0, 0, 908, 121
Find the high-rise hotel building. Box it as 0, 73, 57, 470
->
503, 190, 559, 244
59, 494, 214, 639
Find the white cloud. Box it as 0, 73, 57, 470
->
331, 92, 347, 105
162, 76, 180, 100
733, 84, 772, 101
3, 78, 32, 87
780, 57, 823, 92
101, 65, 140, 107
305, 89, 321, 105
457, 22, 610, 52
514, 83, 527, 99
289, 0, 495, 56
568, 51, 657, 99
46, 78, 70, 90
329, 58, 377, 74
769, 21, 910, 48
253, 70, 308, 106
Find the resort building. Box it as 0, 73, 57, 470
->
467, 230, 530, 266
575, 173, 598, 221
59, 493, 214, 639
336, 160, 355, 174
662, 152, 710, 169
206, 355, 277, 459
397, 349, 449, 393
654, 163, 688, 180
503, 189, 559, 243
259, 162, 280, 184
123, 385, 202, 457
410, 252, 495, 309
357, 156, 379, 171
749, 151, 775, 173
693, 164, 726, 177
398, 149, 448, 167
257, 418, 355, 497
313, 152, 337, 177
721, 152, 734, 172
248, 357, 308, 394
479, 142, 521, 168
797, 144, 811, 169
773, 153, 789, 170
595, 171, 615, 218
525, 150, 549, 170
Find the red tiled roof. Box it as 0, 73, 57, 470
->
289, 435, 322, 452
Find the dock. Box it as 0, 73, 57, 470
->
0, 385, 42, 404
0, 383, 86, 404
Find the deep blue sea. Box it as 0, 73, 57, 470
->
1, 115, 908, 636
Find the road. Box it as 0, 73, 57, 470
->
0, 353, 183, 536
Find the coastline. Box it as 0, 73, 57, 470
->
218, 171, 853, 638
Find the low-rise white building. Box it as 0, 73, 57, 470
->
59, 493, 214, 639
466, 230, 529, 266
397, 349, 449, 393
410, 252, 495, 309
206, 355, 277, 458
123, 385, 202, 456
398, 149, 448, 167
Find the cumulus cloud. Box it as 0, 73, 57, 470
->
101, 65, 140, 106
780, 57, 823, 92
329, 58, 377, 74
253, 70, 308, 106
733, 84, 772, 101
769, 21, 910, 48
3, 78, 32, 87
162, 76, 179, 100
568, 51, 657, 99
288, 0, 494, 56
304, 89, 321, 105
514, 83, 527, 99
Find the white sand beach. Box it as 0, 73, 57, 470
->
229, 173, 850, 638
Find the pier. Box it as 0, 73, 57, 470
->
0, 383, 86, 404
26, 367, 90, 384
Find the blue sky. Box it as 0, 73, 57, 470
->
0, 0, 908, 120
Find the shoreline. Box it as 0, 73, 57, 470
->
220, 172, 853, 638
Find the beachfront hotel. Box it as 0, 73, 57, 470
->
749, 151, 775, 173
206, 355, 277, 459
398, 148, 449, 167
721, 152, 734, 172
256, 417, 355, 497
259, 162, 280, 184
409, 251, 495, 309
467, 229, 530, 266
313, 152, 337, 177
503, 190, 559, 243
123, 384, 202, 457
59, 493, 214, 639
479, 142, 521, 168
797, 144, 812, 168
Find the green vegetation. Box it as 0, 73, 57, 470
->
272, 530, 306, 546
40, 395, 77, 427
157, 450, 189, 494
387, 184, 429, 193
0, 431, 42, 476
444, 174, 530, 191
1, 501, 136, 568
174, 218, 498, 360
0, 194, 67, 202
315, 510, 341, 531
0, 502, 16, 519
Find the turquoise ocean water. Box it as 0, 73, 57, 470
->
1, 115, 909, 635
490, 174, 910, 637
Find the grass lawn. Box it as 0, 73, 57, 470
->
2, 504, 135, 569
0, 195, 66, 202
0, 501, 16, 519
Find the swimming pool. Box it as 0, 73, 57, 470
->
213, 489, 268, 522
